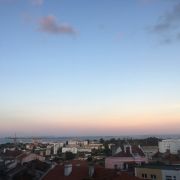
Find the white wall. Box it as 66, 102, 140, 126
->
62, 147, 78, 154
159, 139, 180, 154
141, 146, 158, 160
78, 148, 92, 153
68, 140, 78, 145
162, 169, 180, 180
53, 143, 64, 155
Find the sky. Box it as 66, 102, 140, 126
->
0, 0, 180, 137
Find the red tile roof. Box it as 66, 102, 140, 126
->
112, 145, 145, 158
43, 164, 87, 180
113, 151, 133, 157
131, 146, 145, 156
153, 151, 180, 162
42, 161, 141, 180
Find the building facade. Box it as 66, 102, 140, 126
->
135, 164, 180, 180
105, 144, 148, 170
159, 139, 180, 155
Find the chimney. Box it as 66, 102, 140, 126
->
88, 164, 94, 177
129, 145, 132, 154
64, 164, 72, 176
124, 145, 132, 154
51, 162, 56, 169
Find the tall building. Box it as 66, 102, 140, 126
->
159, 139, 180, 155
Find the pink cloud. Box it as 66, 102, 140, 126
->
38, 15, 76, 35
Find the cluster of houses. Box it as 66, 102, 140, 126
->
0, 138, 180, 179
25, 139, 104, 158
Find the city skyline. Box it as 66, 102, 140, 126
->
0, 0, 180, 136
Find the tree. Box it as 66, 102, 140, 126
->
65, 151, 75, 160
87, 156, 93, 162
104, 144, 111, 156
99, 138, 104, 144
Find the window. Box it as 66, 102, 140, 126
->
142, 173, 147, 179
165, 176, 172, 180
165, 175, 176, 180
114, 164, 117, 170
151, 174, 156, 179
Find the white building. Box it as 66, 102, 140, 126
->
78, 148, 92, 153
26, 144, 34, 150
88, 143, 104, 150
78, 140, 89, 146
141, 146, 158, 160
52, 143, 64, 155
46, 145, 52, 156
162, 169, 180, 180
62, 147, 78, 154
68, 140, 78, 146
83, 141, 89, 146
105, 145, 148, 170
159, 139, 180, 154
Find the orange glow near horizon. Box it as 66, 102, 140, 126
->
1, 103, 180, 136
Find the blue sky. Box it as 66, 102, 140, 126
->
0, 0, 180, 136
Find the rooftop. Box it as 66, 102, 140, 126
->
136, 164, 180, 171
0, 150, 24, 159
112, 145, 145, 158
42, 160, 141, 180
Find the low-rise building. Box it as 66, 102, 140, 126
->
152, 151, 180, 165
135, 165, 162, 179
0, 149, 25, 171
88, 143, 104, 150
7, 160, 50, 180
25, 144, 34, 150
42, 160, 141, 180
82, 140, 89, 146
52, 143, 64, 155
105, 144, 148, 170
19, 153, 45, 164
68, 140, 78, 146
78, 148, 92, 153
135, 164, 180, 180
45, 145, 52, 156
141, 146, 158, 160
0, 149, 45, 172
62, 147, 78, 154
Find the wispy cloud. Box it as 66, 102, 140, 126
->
38, 15, 76, 35
151, 2, 180, 43
31, 0, 43, 6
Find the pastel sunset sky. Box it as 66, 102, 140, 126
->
0, 0, 180, 136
